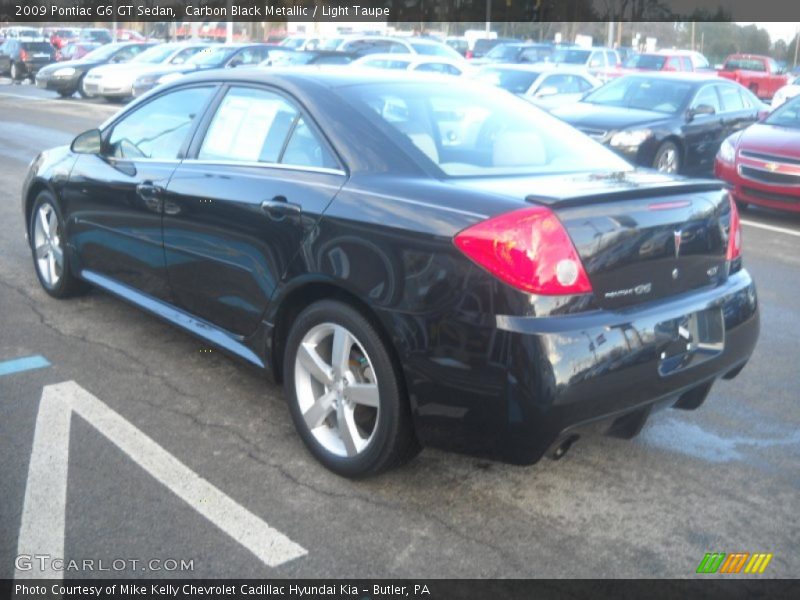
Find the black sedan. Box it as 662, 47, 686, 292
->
0, 38, 56, 81
22, 70, 759, 477
552, 73, 766, 174
35, 42, 154, 98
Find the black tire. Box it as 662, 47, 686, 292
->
57, 90, 74, 98
10, 62, 22, 82
735, 199, 749, 211
283, 299, 419, 477
653, 140, 681, 174
28, 191, 89, 299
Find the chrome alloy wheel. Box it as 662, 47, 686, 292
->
294, 322, 380, 457
656, 147, 678, 173
32, 203, 64, 289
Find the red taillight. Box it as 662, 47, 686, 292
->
19, 49, 28, 61
466, 50, 473, 59
726, 195, 742, 261
454, 205, 592, 296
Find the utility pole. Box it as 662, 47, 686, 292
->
794, 24, 800, 67
607, 21, 615, 48
485, 0, 492, 36
691, 21, 695, 51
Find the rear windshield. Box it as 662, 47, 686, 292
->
337, 80, 631, 177
485, 44, 521, 60
22, 42, 53, 52
625, 54, 667, 70
724, 58, 765, 72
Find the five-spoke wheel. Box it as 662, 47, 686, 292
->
284, 300, 419, 477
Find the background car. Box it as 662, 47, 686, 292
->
549, 46, 620, 80
352, 53, 473, 76
0, 38, 56, 81
477, 64, 600, 110
36, 42, 154, 98
552, 73, 767, 174
56, 42, 101, 62
21, 69, 757, 477
130, 43, 278, 97
471, 42, 554, 65
621, 51, 699, 73
445, 37, 469, 56
718, 54, 790, 100
259, 50, 356, 67
470, 37, 519, 59
83, 43, 211, 100
715, 95, 800, 213
80, 28, 113, 45
771, 75, 800, 108
337, 36, 464, 60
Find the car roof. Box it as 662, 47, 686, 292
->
173, 66, 477, 90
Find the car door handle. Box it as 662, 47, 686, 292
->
261, 196, 301, 218
136, 181, 163, 212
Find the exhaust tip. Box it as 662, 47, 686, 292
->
550, 435, 579, 460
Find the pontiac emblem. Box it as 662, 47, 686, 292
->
764, 162, 780, 172
674, 229, 682, 258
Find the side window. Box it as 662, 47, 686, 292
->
107, 86, 213, 160
282, 118, 338, 169
690, 86, 721, 113
415, 62, 458, 75
576, 76, 594, 92
199, 87, 298, 163
681, 57, 693, 71
114, 47, 135, 62
664, 57, 680, 71
588, 51, 603, 68
717, 84, 746, 112
171, 47, 197, 64
605, 51, 618, 67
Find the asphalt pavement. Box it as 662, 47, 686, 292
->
1, 79, 798, 579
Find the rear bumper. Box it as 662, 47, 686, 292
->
404, 269, 759, 464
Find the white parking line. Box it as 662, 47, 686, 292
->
741, 219, 800, 238
15, 392, 71, 579
15, 381, 307, 579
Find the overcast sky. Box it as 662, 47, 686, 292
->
737, 22, 800, 42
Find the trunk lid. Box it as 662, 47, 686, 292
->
537, 176, 729, 309
455, 171, 732, 308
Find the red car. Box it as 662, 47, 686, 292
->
715, 95, 800, 212
718, 54, 790, 100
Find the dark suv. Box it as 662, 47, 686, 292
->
0, 39, 56, 81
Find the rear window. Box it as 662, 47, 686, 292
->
22, 42, 53, 52
724, 58, 766, 72
625, 54, 666, 70
338, 81, 631, 177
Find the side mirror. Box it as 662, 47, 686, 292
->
535, 86, 559, 98
71, 128, 102, 154
687, 104, 715, 121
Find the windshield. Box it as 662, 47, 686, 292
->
552, 49, 591, 64
582, 76, 693, 114
625, 54, 666, 70
479, 68, 542, 93
485, 44, 521, 60
132, 45, 178, 64
764, 96, 800, 129
188, 46, 234, 67
337, 81, 631, 177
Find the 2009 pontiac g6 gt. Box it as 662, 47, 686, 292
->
22, 69, 759, 476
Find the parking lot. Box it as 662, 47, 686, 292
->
1, 78, 798, 579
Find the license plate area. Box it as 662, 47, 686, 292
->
657, 307, 724, 376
